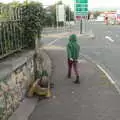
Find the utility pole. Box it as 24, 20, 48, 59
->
69, 6, 71, 32
80, 18, 82, 34
64, 4, 66, 32
56, 3, 59, 32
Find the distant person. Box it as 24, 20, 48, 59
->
105, 16, 108, 20
105, 16, 108, 24
67, 34, 80, 84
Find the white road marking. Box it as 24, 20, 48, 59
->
81, 53, 120, 95
107, 31, 112, 33
97, 64, 120, 95
97, 64, 115, 84
46, 32, 70, 46
81, 54, 115, 85
43, 31, 89, 47
105, 36, 114, 42
47, 38, 60, 46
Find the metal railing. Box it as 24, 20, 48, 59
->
0, 6, 25, 58
0, 20, 24, 58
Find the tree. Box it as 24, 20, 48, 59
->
93, 11, 100, 18
0, 1, 22, 21
65, 5, 74, 21
8, 1, 21, 7
88, 11, 91, 19
21, 1, 45, 49
43, 2, 74, 27
57, 1, 63, 5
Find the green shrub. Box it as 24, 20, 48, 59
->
21, 2, 45, 49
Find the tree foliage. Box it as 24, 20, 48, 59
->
21, 2, 45, 49
65, 5, 74, 21
44, 4, 56, 27
0, 1, 45, 50
43, 2, 74, 27
0, 1, 74, 50
93, 11, 100, 18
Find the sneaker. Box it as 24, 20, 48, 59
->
73, 80, 80, 84
73, 76, 80, 84
68, 74, 71, 79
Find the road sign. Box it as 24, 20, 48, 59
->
74, 0, 88, 19
76, 0, 88, 3
56, 5, 65, 22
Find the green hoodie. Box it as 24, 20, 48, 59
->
67, 34, 80, 60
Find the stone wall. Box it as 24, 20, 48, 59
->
0, 54, 34, 120
0, 50, 52, 120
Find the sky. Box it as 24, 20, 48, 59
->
0, 0, 120, 10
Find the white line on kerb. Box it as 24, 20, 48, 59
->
81, 53, 115, 84
97, 65, 120, 94
81, 53, 120, 95
105, 36, 114, 42
46, 32, 69, 46
47, 38, 60, 46
97, 64, 115, 84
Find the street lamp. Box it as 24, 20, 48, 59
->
56, 2, 59, 31
69, 5, 71, 32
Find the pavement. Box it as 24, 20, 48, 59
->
28, 48, 120, 120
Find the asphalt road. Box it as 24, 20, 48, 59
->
41, 21, 120, 89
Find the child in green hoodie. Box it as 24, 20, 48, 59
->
67, 34, 80, 84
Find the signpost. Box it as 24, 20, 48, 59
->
56, 4, 65, 31
74, 0, 88, 33
57, 4, 65, 22
75, 0, 88, 19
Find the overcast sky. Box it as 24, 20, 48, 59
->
1, 0, 120, 10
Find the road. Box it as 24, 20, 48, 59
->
42, 21, 120, 89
